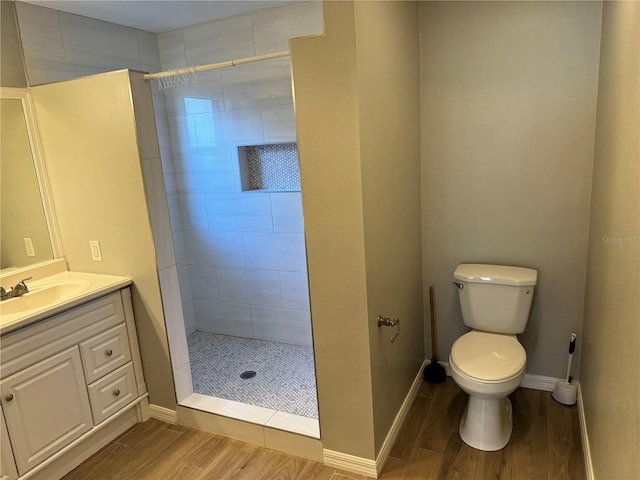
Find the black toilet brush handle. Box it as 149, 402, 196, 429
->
565, 333, 577, 382
569, 333, 576, 354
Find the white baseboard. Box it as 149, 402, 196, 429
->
577, 384, 594, 480
323, 450, 377, 478
375, 359, 427, 476
149, 404, 177, 424
439, 361, 563, 392
520, 373, 563, 391
323, 360, 427, 479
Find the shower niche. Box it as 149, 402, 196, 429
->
238, 143, 300, 192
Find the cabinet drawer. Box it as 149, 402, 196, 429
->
80, 323, 131, 384
87, 363, 137, 424
0, 293, 125, 379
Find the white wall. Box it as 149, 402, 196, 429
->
581, 2, 640, 479
419, 1, 602, 379
156, 1, 323, 346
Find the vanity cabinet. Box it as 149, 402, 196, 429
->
0, 287, 147, 479
1, 405, 19, 480
1, 347, 93, 474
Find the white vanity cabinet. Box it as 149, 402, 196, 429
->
0, 287, 147, 480
1, 405, 19, 480
1, 347, 93, 474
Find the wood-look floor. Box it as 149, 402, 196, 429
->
62, 379, 585, 480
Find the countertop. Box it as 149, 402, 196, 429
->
0, 271, 131, 336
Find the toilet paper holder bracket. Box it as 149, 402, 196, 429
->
377, 315, 400, 343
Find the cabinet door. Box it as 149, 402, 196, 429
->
1, 347, 93, 475
0, 406, 18, 480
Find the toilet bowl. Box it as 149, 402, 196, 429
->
450, 264, 537, 451
449, 330, 526, 451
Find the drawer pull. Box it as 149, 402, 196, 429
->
5, 393, 14, 402
113, 389, 120, 397
105, 349, 113, 356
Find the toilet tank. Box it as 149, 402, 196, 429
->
454, 264, 537, 334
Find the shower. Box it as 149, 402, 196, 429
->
148, 2, 324, 430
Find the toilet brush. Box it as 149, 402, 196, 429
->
552, 333, 578, 406
424, 286, 447, 383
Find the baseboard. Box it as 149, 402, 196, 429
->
323, 449, 378, 478
520, 373, 563, 391
374, 359, 427, 477
439, 361, 562, 392
323, 360, 427, 479
149, 404, 177, 424
577, 383, 594, 480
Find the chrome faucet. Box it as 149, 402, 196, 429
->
0, 277, 32, 301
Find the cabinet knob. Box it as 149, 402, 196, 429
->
113, 389, 120, 396
105, 349, 113, 356
5, 393, 14, 402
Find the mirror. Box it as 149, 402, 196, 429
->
1, 89, 57, 269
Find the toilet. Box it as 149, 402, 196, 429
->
449, 263, 537, 451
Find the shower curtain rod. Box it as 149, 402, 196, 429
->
142, 50, 289, 81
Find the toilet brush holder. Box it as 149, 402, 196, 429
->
552, 380, 577, 406
552, 333, 578, 406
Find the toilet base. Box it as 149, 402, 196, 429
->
459, 395, 513, 451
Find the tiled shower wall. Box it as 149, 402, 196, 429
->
157, 2, 323, 347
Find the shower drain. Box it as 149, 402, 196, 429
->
240, 370, 257, 379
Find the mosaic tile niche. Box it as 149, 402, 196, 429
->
238, 143, 300, 192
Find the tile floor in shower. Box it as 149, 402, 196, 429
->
187, 330, 319, 419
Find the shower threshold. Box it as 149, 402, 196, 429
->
178, 393, 320, 438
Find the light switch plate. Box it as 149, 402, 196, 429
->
89, 240, 103, 261
24, 237, 35, 257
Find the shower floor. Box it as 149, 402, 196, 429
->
187, 331, 319, 419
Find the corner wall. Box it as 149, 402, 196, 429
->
354, 1, 424, 455
291, 1, 374, 459
291, 0, 423, 460
581, 2, 640, 479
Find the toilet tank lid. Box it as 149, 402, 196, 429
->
454, 264, 537, 286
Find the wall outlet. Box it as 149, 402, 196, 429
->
24, 237, 36, 257
89, 240, 103, 262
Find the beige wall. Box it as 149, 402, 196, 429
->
0, 98, 52, 268
31, 71, 176, 409
419, 1, 602, 378
291, 0, 423, 459
354, 1, 424, 455
291, 1, 374, 459
581, 2, 640, 479
0, 1, 27, 87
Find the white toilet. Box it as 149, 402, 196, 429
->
449, 263, 537, 451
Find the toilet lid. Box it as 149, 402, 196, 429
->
451, 331, 526, 382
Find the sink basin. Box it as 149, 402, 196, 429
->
0, 280, 90, 316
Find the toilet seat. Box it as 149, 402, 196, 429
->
450, 331, 526, 383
